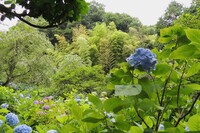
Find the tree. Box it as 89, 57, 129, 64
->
175, 0, 200, 29
0, 22, 54, 87
156, 1, 184, 33
0, 0, 88, 28
104, 12, 142, 32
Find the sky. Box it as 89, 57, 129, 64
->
0, 0, 192, 31
86, 0, 192, 25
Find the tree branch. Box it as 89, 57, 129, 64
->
175, 92, 200, 127
0, 4, 67, 29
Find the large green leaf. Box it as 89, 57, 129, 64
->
129, 126, 143, 133
153, 63, 171, 76
185, 29, 200, 44
186, 62, 200, 77
142, 116, 154, 128
88, 94, 103, 109
60, 125, 79, 132
104, 97, 124, 113
188, 114, 200, 131
170, 45, 198, 60
115, 84, 142, 96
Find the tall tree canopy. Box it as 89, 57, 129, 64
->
156, 1, 184, 33
0, 0, 88, 28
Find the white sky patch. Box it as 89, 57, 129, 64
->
86, 0, 192, 25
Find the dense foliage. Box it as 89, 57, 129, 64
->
0, 0, 200, 133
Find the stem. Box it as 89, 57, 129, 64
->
160, 61, 174, 106
135, 108, 150, 129
177, 61, 187, 109
149, 74, 161, 105
132, 69, 134, 84
175, 92, 200, 127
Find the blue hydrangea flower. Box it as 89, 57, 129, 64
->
46, 130, 58, 133
185, 126, 189, 132
14, 124, 32, 133
0, 119, 3, 127
1, 103, 9, 108
158, 124, 165, 130
126, 48, 157, 72
5, 113, 19, 126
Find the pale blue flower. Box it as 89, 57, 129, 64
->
5, 113, 19, 126
185, 126, 189, 132
14, 124, 32, 133
42, 105, 50, 110
46, 130, 58, 133
1, 103, 8, 108
0, 120, 3, 127
158, 124, 165, 130
126, 48, 157, 72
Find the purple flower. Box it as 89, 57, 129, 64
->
5, 113, 19, 126
1, 103, 9, 108
42, 105, 50, 110
34, 100, 39, 105
126, 48, 157, 72
14, 124, 32, 133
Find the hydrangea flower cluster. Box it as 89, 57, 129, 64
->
126, 48, 157, 72
14, 124, 32, 133
5, 113, 19, 126
1, 103, 9, 108
46, 129, 58, 133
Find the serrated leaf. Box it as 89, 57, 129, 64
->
188, 114, 200, 131
170, 45, 198, 60
115, 84, 142, 96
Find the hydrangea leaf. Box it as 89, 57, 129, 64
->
186, 62, 200, 77
170, 44, 198, 60
88, 94, 103, 109
104, 97, 124, 113
185, 29, 200, 44
129, 126, 143, 133
188, 114, 200, 131
60, 125, 79, 132
153, 63, 171, 76
115, 84, 142, 96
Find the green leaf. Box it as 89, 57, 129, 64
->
188, 114, 200, 131
142, 116, 153, 128
153, 63, 171, 75
137, 99, 156, 111
186, 62, 200, 77
170, 45, 198, 60
82, 117, 104, 123
4, 1, 13, 4
115, 84, 142, 96
185, 29, 200, 44
115, 121, 131, 131
181, 84, 200, 95
0, 108, 9, 113
88, 94, 103, 109
104, 97, 123, 113
56, 115, 68, 124
60, 125, 78, 132
129, 126, 143, 133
